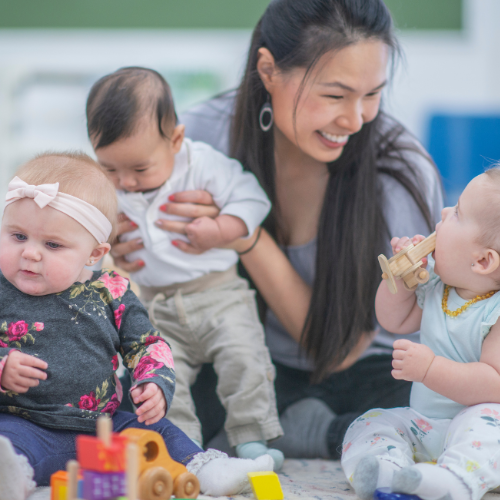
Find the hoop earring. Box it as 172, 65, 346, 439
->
259, 101, 274, 132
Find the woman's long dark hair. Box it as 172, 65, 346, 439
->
230, 0, 435, 381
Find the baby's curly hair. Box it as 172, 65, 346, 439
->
14, 151, 118, 243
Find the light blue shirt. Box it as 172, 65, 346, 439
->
411, 263, 500, 419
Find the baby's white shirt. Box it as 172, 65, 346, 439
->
117, 138, 271, 287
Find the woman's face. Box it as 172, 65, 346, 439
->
264, 39, 389, 164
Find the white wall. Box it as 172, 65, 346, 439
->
387, 0, 500, 144
0, 30, 251, 193
0, 0, 499, 195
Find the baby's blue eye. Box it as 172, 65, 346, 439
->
46, 242, 61, 249
14, 233, 27, 241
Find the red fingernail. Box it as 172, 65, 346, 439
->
172, 241, 179, 247
159, 204, 167, 212
138, 260, 145, 267
168, 195, 175, 201
130, 221, 138, 228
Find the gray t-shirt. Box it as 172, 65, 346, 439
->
181, 92, 443, 371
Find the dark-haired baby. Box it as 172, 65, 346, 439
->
87, 67, 284, 469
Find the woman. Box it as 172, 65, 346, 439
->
113, 0, 443, 459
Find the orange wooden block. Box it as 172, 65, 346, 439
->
50, 470, 68, 500
50, 470, 83, 500
77, 433, 128, 473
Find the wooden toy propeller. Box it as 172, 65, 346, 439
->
378, 232, 436, 294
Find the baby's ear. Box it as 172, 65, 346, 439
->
88, 243, 111, 266
472, 248, 500, 275
171, 124, 185, 154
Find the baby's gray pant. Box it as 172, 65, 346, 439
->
141, 267, 283, 447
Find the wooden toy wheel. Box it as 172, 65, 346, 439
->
174, 472, 200, 499
139, 467, 173, 500
378, 254, 398, 294
415, 268, 430, 284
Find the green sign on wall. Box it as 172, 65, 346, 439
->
0, 0, 462, 31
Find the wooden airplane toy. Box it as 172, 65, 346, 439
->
378, 232, 436, 294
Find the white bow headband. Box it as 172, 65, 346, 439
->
5, 177, 112, 244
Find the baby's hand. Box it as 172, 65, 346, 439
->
1, 351, 48, 393
392, 339, 435, 382
130, 382, 166, 425
184, 216, 223, 252
390, 235, 427, 255
390, 235, 428, 267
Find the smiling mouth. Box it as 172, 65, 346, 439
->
318, 131, 350, 144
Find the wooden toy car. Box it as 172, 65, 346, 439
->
121, 428, 200, 500
378, 232, 436, 294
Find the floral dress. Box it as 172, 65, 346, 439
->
0, 269, 175, 432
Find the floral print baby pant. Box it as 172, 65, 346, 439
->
341, 404, 500, 500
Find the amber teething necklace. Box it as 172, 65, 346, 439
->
442, 285, 496, 317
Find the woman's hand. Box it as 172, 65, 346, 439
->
109, 213, 145, 273
159, 190, 220, 254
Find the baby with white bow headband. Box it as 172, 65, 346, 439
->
0, 152, 273, 500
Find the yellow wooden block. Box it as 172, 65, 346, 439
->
247, 471, 284, 500
58, 485, 67, 500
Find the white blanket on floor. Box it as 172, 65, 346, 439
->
28, 459, 500, 500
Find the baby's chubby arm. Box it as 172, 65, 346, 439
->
0, 351, 48, 393
375, 235, 426, 334
184, 215, 248, 252
395, 319, 500, 405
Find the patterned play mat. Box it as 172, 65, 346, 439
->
28, 459, 500, 499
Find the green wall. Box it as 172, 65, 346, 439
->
0, 0, 462, 30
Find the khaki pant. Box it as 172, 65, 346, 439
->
141, 267, 283, 447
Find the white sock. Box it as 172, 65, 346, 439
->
377, 459, 401, 489
0, 436, 36, 500
392, 464, 470, 500
187, 448, 274, 497
352, 455, 401, 500
235, 440, 285, 471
